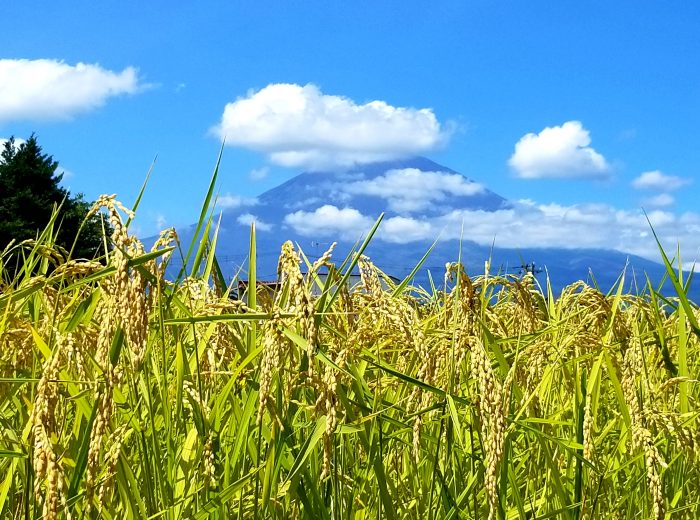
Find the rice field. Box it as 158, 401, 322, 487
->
0, 192, 699, 519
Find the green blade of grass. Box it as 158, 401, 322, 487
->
392, 234, 439, 297
322, 213, 384, 314
125, 155, 157, 230
283, 415, 326, 485
173, 142, 224, 284
645, 212, 700, 337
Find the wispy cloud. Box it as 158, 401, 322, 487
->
217, 194, 258, 209
214, 83, 451, 170
509, 121, 610, 179
155, 214, 167, 231
57, 166, 74, 181
632, 170, 690, 191
0, 59, 143, 122
643, 193, 675, 208
343, 168, 483, 212
249, 166, 270, 181
237, 213, 272, 232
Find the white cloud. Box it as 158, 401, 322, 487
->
214, 83, 450, 170
237, 213, 272, 232
632, 170, 690, 191
683, 261, 700, 272
509, 121, 610, 179
249, 166, 270, 181
464, 204, 693, 261
217, 194, 258, 209
284, 205, 373, 240
431, 204, 684, 258
643, 193, 675, 208
0, 59, 143, 122
283, 201, 700, 263
284, 197, 322, 210
380, 216, 433, 242
343, 168, 484, 212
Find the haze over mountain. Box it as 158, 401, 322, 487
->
172, 157, 692, 298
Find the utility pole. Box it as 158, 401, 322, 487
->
519, 261, 543, 276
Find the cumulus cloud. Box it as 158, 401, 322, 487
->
214, 83, 450, 170
217, 194, 258, 209
632, 170, 690, 191
0, 59, 143, 122
509, 121, 610, 179
283, 201, 700, 262
237, 213, 272, 232
284, 205, 373, 240
249, 166, 270, 181
343, 168, 484, 212
381, 216, 433, 242
448, 204, 695, 261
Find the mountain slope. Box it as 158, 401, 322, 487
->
170, 157, 693, 298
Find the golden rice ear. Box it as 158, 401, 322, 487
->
311, 242, 337, 274
30, 334, 64, 520
469, 338, 507, 520
256, 312, 287, 428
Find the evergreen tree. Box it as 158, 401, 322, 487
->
0, 135, 107, 260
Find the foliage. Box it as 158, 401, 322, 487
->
0, 135, 108, 262
0, 183, 698, 519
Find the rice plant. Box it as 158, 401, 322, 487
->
0, 187, 698, 519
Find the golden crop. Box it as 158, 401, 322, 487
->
0, 197, 698, 519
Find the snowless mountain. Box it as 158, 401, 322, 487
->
170, 156, 692, 298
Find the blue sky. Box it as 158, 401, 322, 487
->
1, 2, 699, 261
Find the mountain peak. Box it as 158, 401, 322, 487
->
256, 156, 509, 217
166, 156, 689, 297
302, 156, 456, 176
